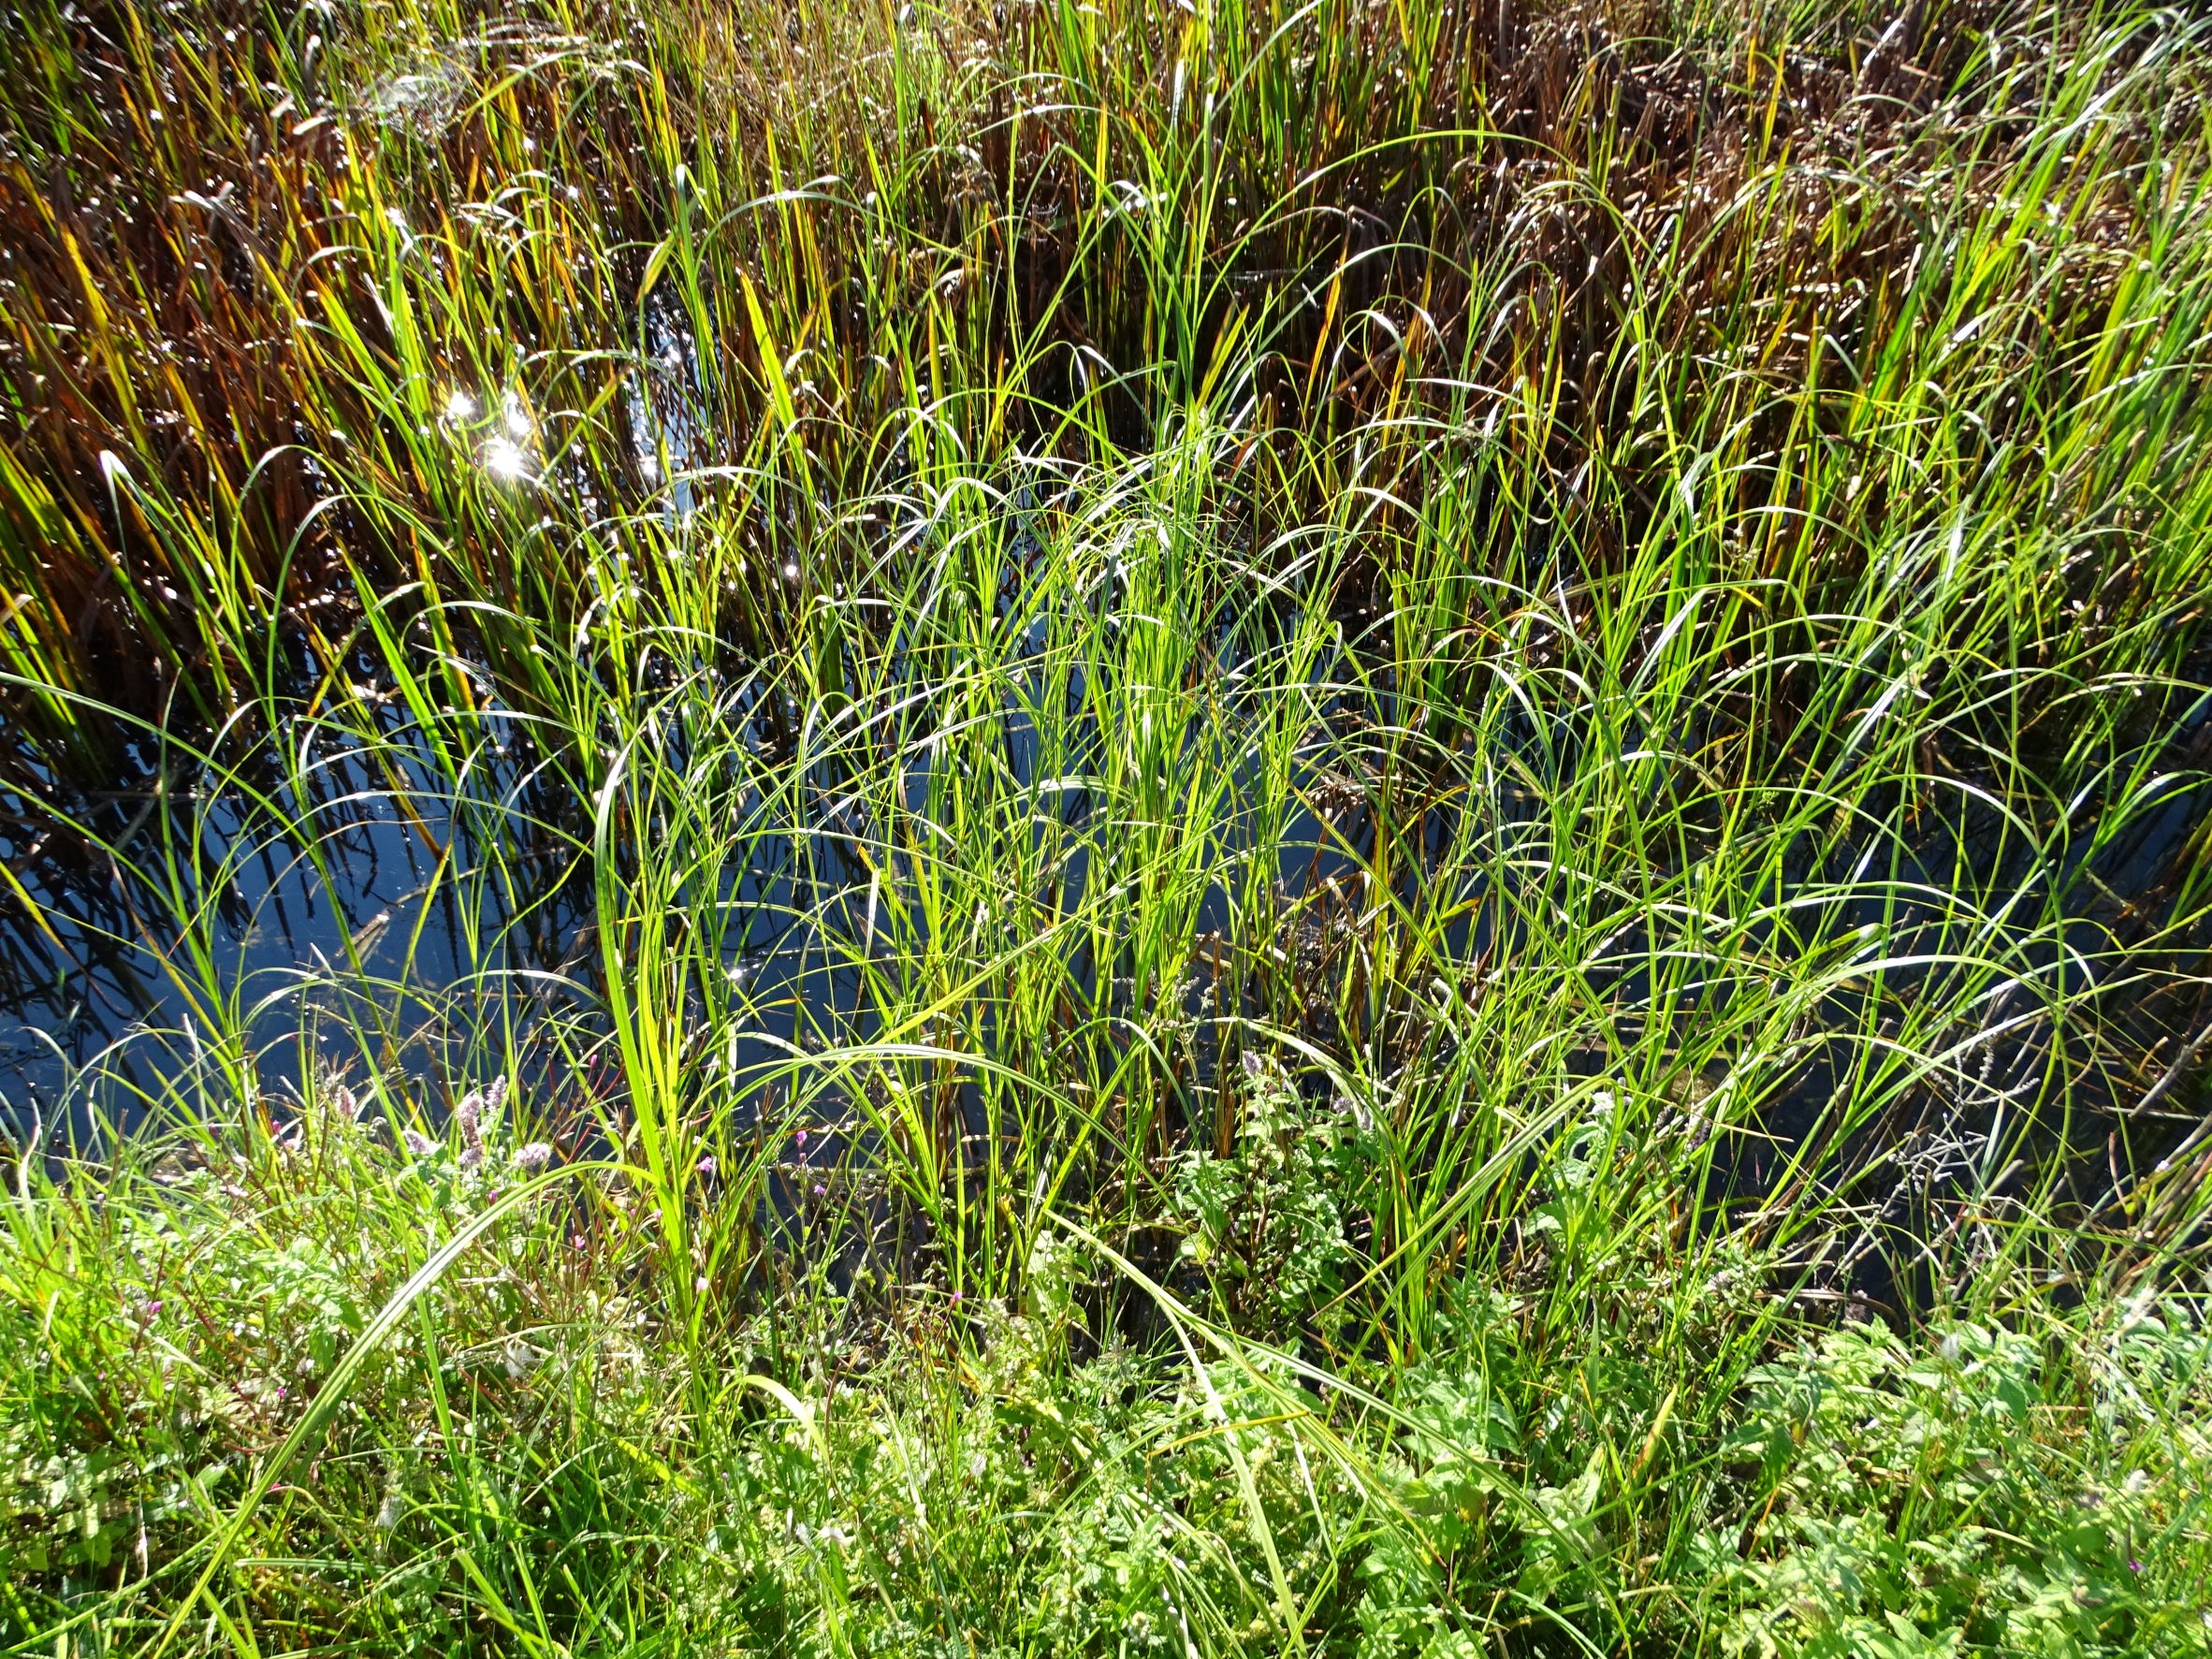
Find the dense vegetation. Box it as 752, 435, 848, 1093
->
4, 0, 2212, 1650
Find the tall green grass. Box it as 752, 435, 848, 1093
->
4, 0, 2212, 1651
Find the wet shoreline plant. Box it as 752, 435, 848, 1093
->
4, 0, 2212, 1651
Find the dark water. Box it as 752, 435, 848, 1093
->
5, 528, 2209, 1244
8, 692, 2205, 1154
0, 294, 724, 1132
0, 707, 592, 1127
0, 622, 1403, 1152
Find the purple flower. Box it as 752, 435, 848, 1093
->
812, 1183, 827, 1197
455, 1088, 487, 1167
514, 1142, 553, 1172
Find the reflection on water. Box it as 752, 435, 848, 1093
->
0, 589, 1369, 1135
0, 275, 763, 1130
0, 698, 594, 1128
4, 566, 2209, 1282
630, 285, 711, 519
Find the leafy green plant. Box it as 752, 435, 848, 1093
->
1706, 1313, 2212, 1655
